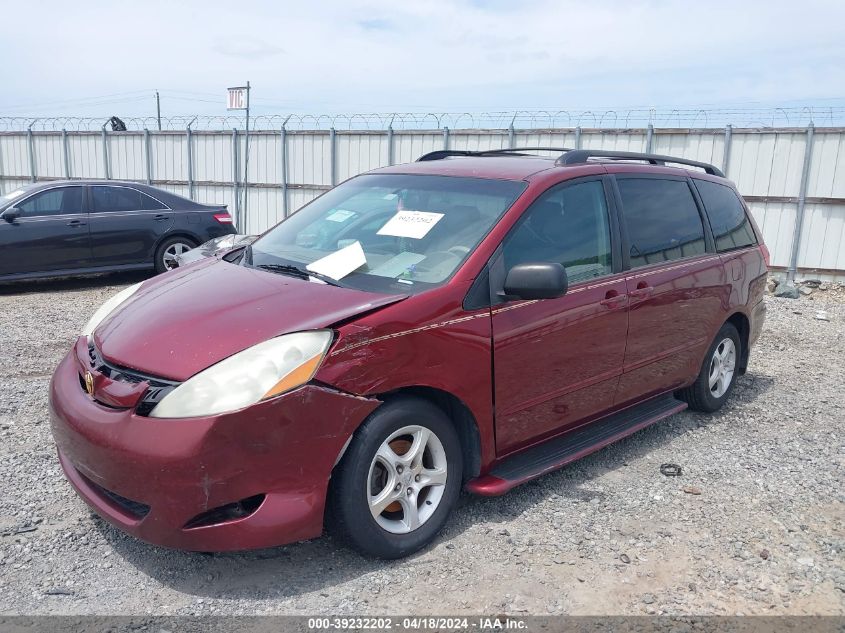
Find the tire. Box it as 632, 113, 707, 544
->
328, 396, 463, 559
678, 322, 741, 413
154, 236, 197, 274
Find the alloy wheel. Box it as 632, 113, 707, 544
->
367, 425, 448, 534
162, 242, 192, 270
708, 337, 737, 398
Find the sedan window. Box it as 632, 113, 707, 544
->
18, 187, 83, 217
92, 186, 166, 212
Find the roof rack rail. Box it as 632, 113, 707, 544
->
417, 147, 573, 162
556, 149, 725, 177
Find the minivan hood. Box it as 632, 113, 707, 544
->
94, 259, 405, 382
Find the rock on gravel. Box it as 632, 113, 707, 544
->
1, 272, 844, 616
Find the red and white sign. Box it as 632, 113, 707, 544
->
227, 87, 248, 110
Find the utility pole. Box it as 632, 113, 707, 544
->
155, 90, 161, 131
243, 81, 250, 224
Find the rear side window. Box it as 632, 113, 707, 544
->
694, 179, 757, 252
617, 178, 705, 268
18, 187, 83, 216
92, 186, 166, 212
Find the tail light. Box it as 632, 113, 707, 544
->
760, 242, 771, 268
213, 211, 233, 224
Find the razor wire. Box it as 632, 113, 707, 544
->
1, 106, 844, 132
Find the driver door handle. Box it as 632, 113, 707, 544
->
66, 219, 87, 227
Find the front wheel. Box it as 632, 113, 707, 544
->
678, 322, 741, 412
328, 397, 463, 559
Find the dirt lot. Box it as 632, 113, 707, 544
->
0, 273, 843, 616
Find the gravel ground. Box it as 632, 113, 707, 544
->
0, 272, 843, 616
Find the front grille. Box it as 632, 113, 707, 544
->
86, 344, 178, 415
78, 470, 151, 519
88, 345, 173, 387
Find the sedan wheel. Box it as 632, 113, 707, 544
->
162, 241, 192, 270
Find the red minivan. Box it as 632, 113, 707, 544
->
50, 148, 768, 558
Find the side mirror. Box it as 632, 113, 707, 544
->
1, 207, 21, 222
504, 262, 568, 300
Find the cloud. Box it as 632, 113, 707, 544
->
357, 18, 393, 30
212, 38, 284, 60
0, 0, 843, 117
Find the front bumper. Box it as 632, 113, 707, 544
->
49, 339, 379, 551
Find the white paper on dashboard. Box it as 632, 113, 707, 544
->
326, 209, 357, 222
306, 241, 367, 280
369, 251, 427, 278
377, 210, 444, 239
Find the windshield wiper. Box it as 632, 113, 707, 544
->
254, 263, 346, 287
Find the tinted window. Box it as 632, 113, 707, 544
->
503, 180, 612, 284
92, 186, 166, 212
694, 179, 757, 252
617, 178, 705, 267
18, 187, 83, 216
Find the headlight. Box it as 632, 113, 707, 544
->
81, 282, 143, 338
149, 330, 333, 418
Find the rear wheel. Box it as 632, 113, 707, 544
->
328, 397, 462, 559
678, 322, 741, 412
154, 236, 196, 273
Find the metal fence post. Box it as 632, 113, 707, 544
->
27, 121, 37, 182
100, 122, 111, 180
387, 124, 395, 166
722, 124, 733, 176
787, 122, 816, 282
645, 124, 654, 153
508, 123, 515, 149
443, 126, 450, 150
329, 127, 337, 186
143, 129, 152, 184
231, 128, 240, 230
61, 129, 71, 179
186, 117, 196, 200
281, 118, 289, 218
574, 126, 582, 150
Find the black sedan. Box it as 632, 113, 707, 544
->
0, 181, 236, 282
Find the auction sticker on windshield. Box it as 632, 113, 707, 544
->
306, 240, 367, 280
377, 210, 444, 239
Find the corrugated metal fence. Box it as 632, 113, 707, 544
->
1, 124, 843, 278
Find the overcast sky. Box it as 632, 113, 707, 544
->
2, 0, 843, 119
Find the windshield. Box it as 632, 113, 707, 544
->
246, 174, 526, 294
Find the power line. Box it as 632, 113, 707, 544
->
1, 90, 155, 111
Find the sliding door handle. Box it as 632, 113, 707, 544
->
599, 290, 628, 308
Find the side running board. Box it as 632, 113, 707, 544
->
466, 394, 687, 496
